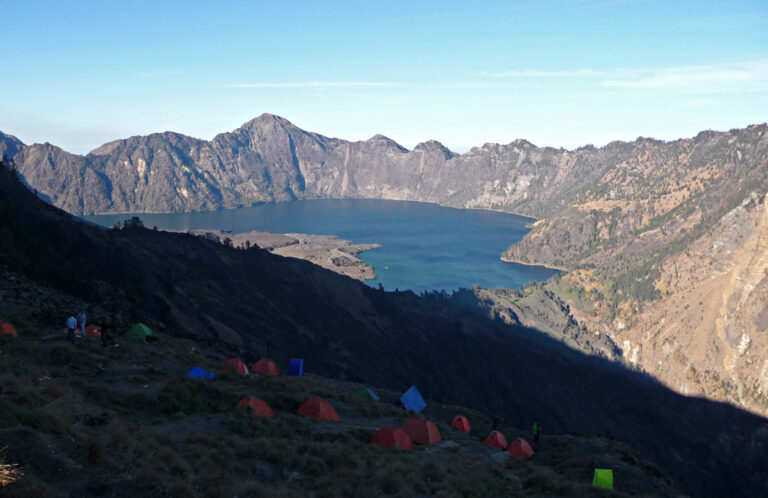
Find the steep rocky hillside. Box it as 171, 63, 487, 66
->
502, 125, 768, 416
1, 160, 767, 497
11, 115, 755, 217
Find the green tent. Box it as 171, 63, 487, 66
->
124, 323, 160, 343
356, 386, 380, 402
592, 469, 613, 489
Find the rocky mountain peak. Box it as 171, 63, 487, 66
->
412, 140, 453, 159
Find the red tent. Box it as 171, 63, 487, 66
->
0, 322, 18, 338
251, 359, 279, 376
84, 325, 102, 336
402, 418, 442, 446
507, 438, 535, 459
450, 415, 471, 433
237, 397, 275, 419
483, 430, 508, 450
369, 426, 413, 450
220, 358, 249, 375
296, 397, 340, 422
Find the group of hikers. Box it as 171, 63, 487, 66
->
65, 310, 116, 347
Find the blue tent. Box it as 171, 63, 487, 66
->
186, 366, 216, 380
288, 358, 304, 377
400, 385, 426, 413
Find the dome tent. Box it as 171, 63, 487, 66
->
482, 430, 508, 450
450, 415, 471, 433
220, 358, 249, 375
124, 323, 160, 343
370, 426, 413, 450
251, 359, 279, 376
296, 397, 340, 422
237, 397, 275, 419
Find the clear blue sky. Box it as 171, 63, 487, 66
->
2, 0, 766, 154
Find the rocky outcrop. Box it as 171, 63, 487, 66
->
0, 132, 24, 160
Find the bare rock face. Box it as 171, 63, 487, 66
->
0, 113, 652, 216
0, 132, 24, 160
502, 124, 768, 415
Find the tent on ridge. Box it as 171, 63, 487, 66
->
399, 385, 426, 413
450, 415, 471, 433
402, 418, 442, 446
186, 366, 216, 380
296, 397, 340, 422
251, 359, 279, 376
0, 322, 18, 338
593, 469, 614, 489
288, 358, 304, 376
369, 426, 413, 450
507, 438, 535, 459
124, 323, 160, 343
84, 325, 101, 336
237, 397, 275, 419
357, 386, 380, 402
483, 430, 508, 450
220, 358, 249, 375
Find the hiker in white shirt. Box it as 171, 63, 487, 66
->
66, 316, 77, 344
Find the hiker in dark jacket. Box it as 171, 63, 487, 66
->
76, 310, 87, 337
66, 315, 77, 344
101, 321, 116, 347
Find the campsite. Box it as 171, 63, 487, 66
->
0, 318, 678, 496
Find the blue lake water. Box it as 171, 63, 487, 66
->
84, 199, 557, 293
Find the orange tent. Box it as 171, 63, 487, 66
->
84, 325, 102, 336
450, 415, 471, 433
251, 359, 279, 376
369, 426, 413, 450
220, 358, 249, 375
507, 438, 535, 459
237, 397, 275, 419
0, 322, 18, 338
402, 418, 442, 446
483, 430, 508, 450
296, 397, 340, 422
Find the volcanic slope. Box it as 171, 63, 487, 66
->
0, 310, 682, 497
501, 125, 768, 416
0, 160, 766, 497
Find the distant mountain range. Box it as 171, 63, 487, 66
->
3, 117, 768, 417
0, 113, 713, 217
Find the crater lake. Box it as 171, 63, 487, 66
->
84, 199, 558, 293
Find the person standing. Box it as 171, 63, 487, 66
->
101, 321, 116, 347
66, 315, 77, 345
533, 421, 540, 443
76, 310, 87, 338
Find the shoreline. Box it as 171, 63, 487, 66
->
179, 229, 381, 282
500, 255, 568, 273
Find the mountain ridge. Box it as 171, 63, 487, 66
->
5, 115, 764, 217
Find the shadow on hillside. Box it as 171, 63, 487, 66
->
0, 160, 766, 498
